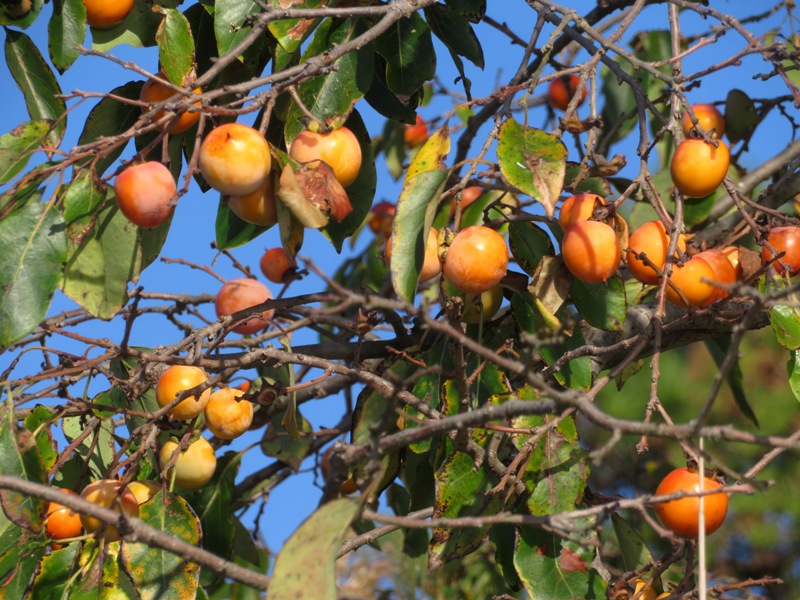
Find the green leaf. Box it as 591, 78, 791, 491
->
77, 81, 144, 176
4, 29, 66, 149
524, 422, 589, 516
611, 512, 655, 573
564, 162, 611, 197
364, 56, 420, 123
374, 12, 436, 96
215, 195, 271, 250
91, 1, 160, 51
0, 402, 48, 530
725, 89, 761, 144
284, 18, 374, 143
70, 540, 139, 599
514, 528, 605, 599
61, 201, 141, 319
267, 0, 322, 55
770, 303, 800, 350
428, 450, 503, 570
23, 406, 58, 473
61, 169, 107, 244
269, 499, 360, 600
497, 119, 566, 217
121, 491, 201, 599
0, 120, 51, 184
705, 336, 758, 426
571, 275, 627, 333
0, 522, 45, 600
0, 200, 67, 349
599, 57, 637, 150
61, 414, 116, 480
157, 8, 195, 85
508, 221, 553, 276
214, 0, 261, 58
389, 127, 450, 301
425, 3, 483, 68
262, 412, 313, 472
28, 543, 80, 600
48, 0, 86, 73
788, 349, 800, 403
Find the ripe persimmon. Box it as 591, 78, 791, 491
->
227, 177, 277, 227
670, 139, 730, 198
443, 226, 509, 293
696, 248, 737, 305
665, 255, 716, 307
204, 387, 254, 440
84, 0, 133, 29
156, 365, 211, 420
79, 480, 139, 541
655, 467, 728, 538
547, 74, 587, 111
140, 77, 201, 135
199, 123, 272, 196
626, 220, 686, 286
45, 489, 82, 542
160, 437, 217, 490
368, 200, 395, 237
562, 220, 621, 284
721, 245, 744, 279
289, 126, 362, 187
762, 226, 800, 277
681, 103, 726, 139
215, 278, 274, 335
260, 247, 294, 284
404, 114, 428, 148
114, 161, 176, 228
385, 227, 442, 283
558, 193, 606, 232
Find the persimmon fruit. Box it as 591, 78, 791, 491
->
289, 127, 362, 188
45, 489, 82, 541
626, 220, 686, 285
114, 161, 176, 228
450, 186, 484, 216
84, 0, 133, 29
665, 255, 716, 307
461, 285, 504, 324
385, 227, 442, 283
721, 246, 744, 279
368, 201, 396, 237
404, 114, 428, 147
260, 247, 294, 284
547, 74, 587, 111
562, 220, 621, 284
443, 226, 509, 293
681, 103, 726, 139
226, 176, 277, 227
762, 226, 800, 277
670, 139, 730, 198
199, 123, 272, 196
215, 278, 274, 335
655, 467, 728, 538
558, 193, 606, 232
127, 481, 161, 505
79, 480, 139, 542
204, 387, 254, 440
696, 248, 737, 305
139, 77, 201, 135
156, 365, 211, 421
160, 437, 217, 490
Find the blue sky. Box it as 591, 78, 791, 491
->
1, 0, 795, 557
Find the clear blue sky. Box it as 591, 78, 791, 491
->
0, 0, 793, 557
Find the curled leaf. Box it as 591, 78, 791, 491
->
276, 165, 330, 229
295, 162, 353, 223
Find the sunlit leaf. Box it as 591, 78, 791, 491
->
497, 119, 566, 217
48, 0, 85, 72
0, 120, 51, 184
156, 8, 195, 85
